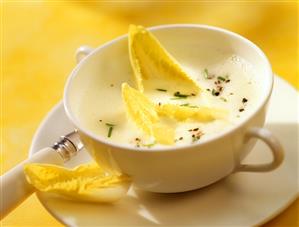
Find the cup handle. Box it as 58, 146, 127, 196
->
75, 45, 94, 63
236, 127, 284, 172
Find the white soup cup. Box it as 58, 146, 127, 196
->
64, 25, 284, 193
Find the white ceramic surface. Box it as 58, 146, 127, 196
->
64, 25, 282, 192
29, 75, 298, 227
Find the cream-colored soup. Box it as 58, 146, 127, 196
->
77, 54, 260, 148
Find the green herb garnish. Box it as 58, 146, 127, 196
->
220, 97, 227, 102
203, 68, 214, 79
143, 142, 156, 148
174, 91, 189, 98
203, 68, 209, 79
171, 97, 187, 100
217, 76, 226, 81
174, 137, 184, 142
180, 103, 190, 106
105, 123, 115, 127
107, 127, 113, 137
105, 123, 116, 137
156, 88, 167, 92
180, 103, 198, 108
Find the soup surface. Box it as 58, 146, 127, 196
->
77, 54, 260, 148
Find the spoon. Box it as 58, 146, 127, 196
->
0, 131, 83, 219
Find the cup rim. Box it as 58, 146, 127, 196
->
64, 24, 273, 153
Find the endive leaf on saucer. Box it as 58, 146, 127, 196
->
24, 163, 131, 203
122, 83, 174, 144
128, 24, 200, 94
156, 104, 228, 122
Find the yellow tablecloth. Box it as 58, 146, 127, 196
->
1, 1, 298, 226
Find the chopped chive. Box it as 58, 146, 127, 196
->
203, 68, 214, 79
217, 76, 226, 81
192, 136, 200, 143
203, 68, 209, 79
143, 142, 156, 148
174, 91, 189, 98
175, 137, 184, 142
175, 94, 188, 98
105, 123, 115, 127
156, 88, 167, 92
179, 103, 198, 108
180, 103, 190, 106
171, 97, 187, 100
105, 123, 116, 138
174, 92, 188, 98
220, 97, 227, 102
107, 126, 113, 137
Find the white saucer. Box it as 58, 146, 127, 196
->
29, 76, 298, 227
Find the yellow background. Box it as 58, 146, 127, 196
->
1, 1, 298, 226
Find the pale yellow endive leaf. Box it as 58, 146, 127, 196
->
24, 163, 131, 203
128, 24, 200, 94
122, 83, 175, 144
156, 104, 228, 122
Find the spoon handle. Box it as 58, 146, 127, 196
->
0, 131, 83, 220
0, 147, 64, 220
